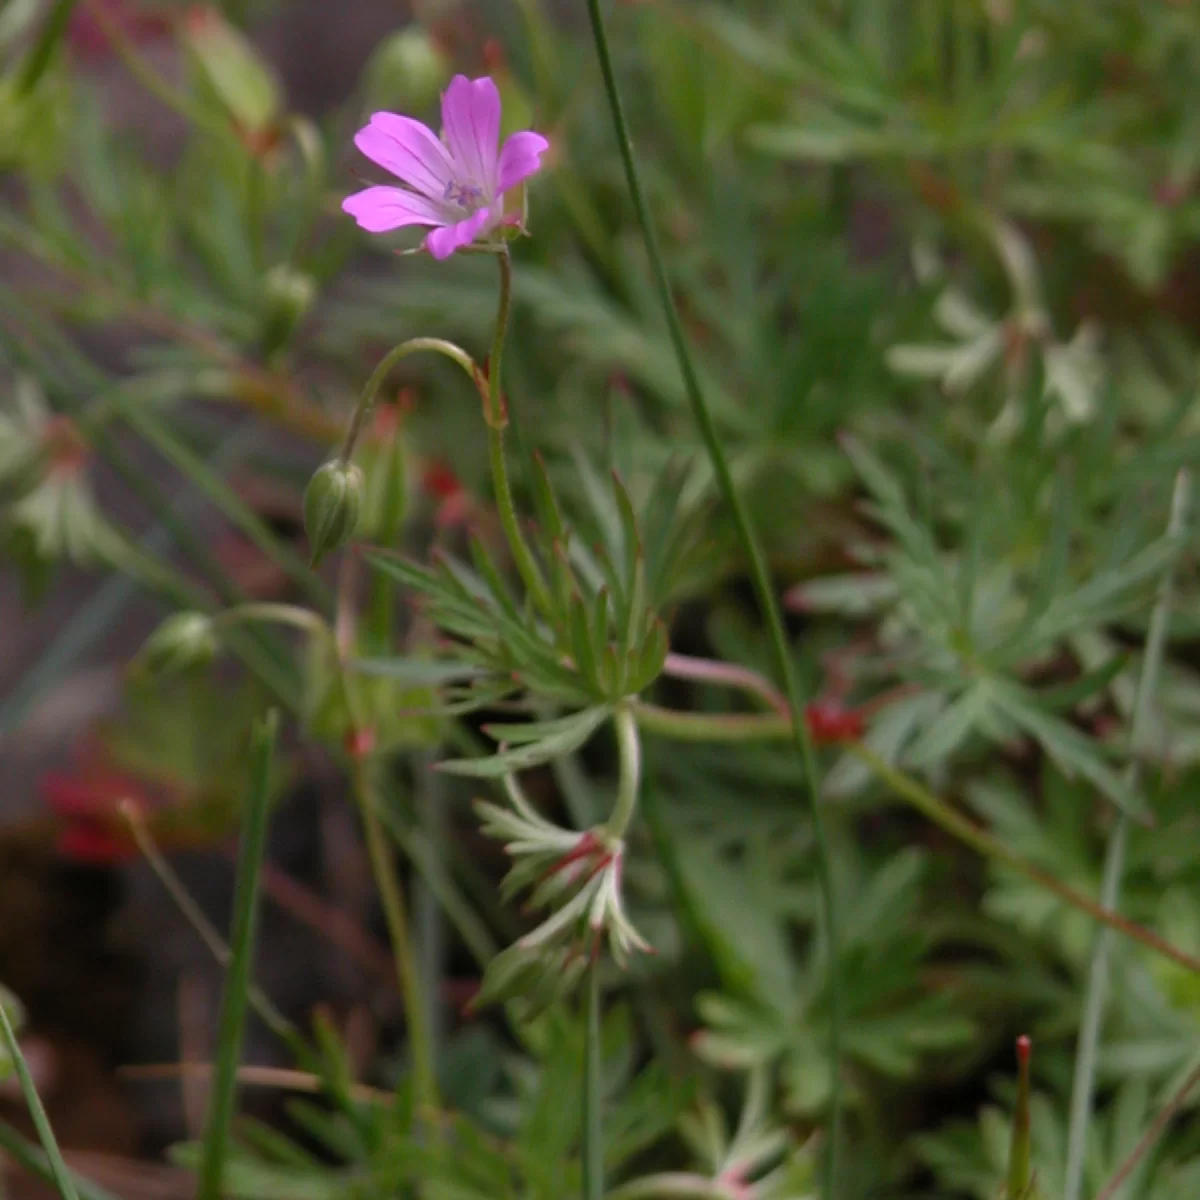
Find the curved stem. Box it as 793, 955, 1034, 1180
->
212, 602, 329, 639
580, 4, 845, 1187
662, 652, 787, 715
1063, 469, 1191, 1200
339, 337, 478, 462
607, 704, 641, 841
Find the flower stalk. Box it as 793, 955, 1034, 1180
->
607, 703, 641, 842
484, 248, 555, 618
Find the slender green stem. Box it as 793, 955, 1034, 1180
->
483, 249, 555, 617
338, 337, 477, 463
606, 704, 642, 841
1007, 1038, 1032, 1200
633, 701, 788, 742
349, 753, 438, 1111
0, 1122, 119, 1200
633, 701, 1200, 974
213, 602, 329, 639
198, 711, 279, 1200
580, 3, 845, 1186
1095, 1060, 1200, 1200
850, 743, 1200, 975
488, 247, 513, 428
1063, 470, 1191, 1200
0, 1003, 80, 1200
581, 961, 604, 1200
120, 802, 294, 1042
329, 550, 437, 1110
375, 799, 499, 970
16, 0, 81, 93
487, 423, 554, 616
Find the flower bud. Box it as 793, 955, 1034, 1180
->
259, 264, 316, 358
137, 611, 219, 675
304, 460, 363, 566
365, 26, 451, 114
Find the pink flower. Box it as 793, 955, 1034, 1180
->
342, 75, 550, 260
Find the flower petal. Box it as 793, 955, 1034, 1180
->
342, 186, 447, 234
354, 113, 456, 201
441, 75, 500, 196
424, 205, 496, 259
497, 131, 549, 196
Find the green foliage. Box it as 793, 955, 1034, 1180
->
7, 1, 1200, 1199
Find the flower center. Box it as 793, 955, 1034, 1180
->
444, 179, 484, 210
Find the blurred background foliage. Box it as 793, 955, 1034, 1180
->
4, 1, 1200, 1198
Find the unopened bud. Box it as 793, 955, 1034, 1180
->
304, 460, 363, 566
138, 612, 218, 675
259, 264, 316, 358
365, 26, 451, 114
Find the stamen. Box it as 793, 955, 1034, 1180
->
443, 179, 484, 209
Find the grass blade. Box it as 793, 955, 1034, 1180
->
1062, 470, 1192, 1200
580, 2, 844, 1189
0, 1122, 118, 1200
16, 0, 81, 93
0, 1003, 81, 1200
197, 709, 280, 1200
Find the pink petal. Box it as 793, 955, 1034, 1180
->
342, 186, 447, 234
354, 113, 456, 201
441, 75, 500, 196
497, 130, 550, 196
424, 206, 496, 260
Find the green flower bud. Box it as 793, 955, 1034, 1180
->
365, 27, 451, 114
259, 264, 317, 359
304, 460, 363, 567
137, 612, 219, 676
